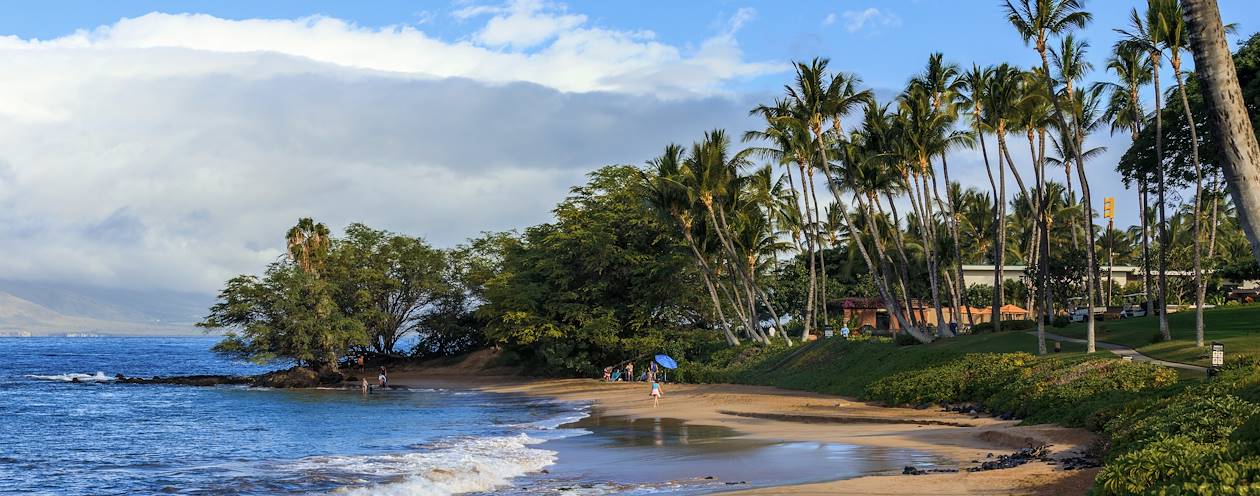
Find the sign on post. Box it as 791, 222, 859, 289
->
1211, 342, 1225, 368
823, 325, 834, 338
1103, 197, 1115, 219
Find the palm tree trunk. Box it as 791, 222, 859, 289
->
714, 204, 792, 346
944, 152, 976, 330
1172, 58, 1207, 348
934, 156, 969, 332
797, 165, 818, 340
807, 168, 830, 330
683, 231, 739, 345
994, 129, 1009, 331
916, 171, 949, 337
1183, 0, 1260, 276
1209, 173, 1221, 258
851, 192, 932, 343
1145, 51, 1172, 342
704, 201, 766, 342
881, 193, 922, 327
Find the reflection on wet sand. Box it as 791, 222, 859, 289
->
514, 408, 944, 494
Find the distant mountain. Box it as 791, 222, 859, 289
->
0, 280, 213, 336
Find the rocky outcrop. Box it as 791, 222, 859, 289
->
115, 365, 346, 388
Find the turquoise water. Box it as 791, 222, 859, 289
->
1, 337, 942, 495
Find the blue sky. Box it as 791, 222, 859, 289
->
0, 1, 1255, 292
5, 0, 1256, 91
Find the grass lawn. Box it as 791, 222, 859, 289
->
1052, 304, 1260, 366
735, 331, 1089, 397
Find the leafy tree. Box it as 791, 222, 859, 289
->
479, 165, 704, 374
325, 224, 448, 355
201, 264, 366, 368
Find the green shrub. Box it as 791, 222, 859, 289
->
970, 322, 994, 333
1093, 436, 1260, 495
1052, 315, 1069, 328
1004, 319, 1037, 331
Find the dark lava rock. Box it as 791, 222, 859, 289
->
967, 444, 1052, 472
115, 365, 345, 389
115, 374, 253, 386
904, 466, 960, 475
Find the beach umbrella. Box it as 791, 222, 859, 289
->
654, 354, 678, 369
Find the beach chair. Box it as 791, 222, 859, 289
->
610, 369, 622, 381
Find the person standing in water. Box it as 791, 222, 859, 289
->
377, 366, 387, 389
649, 380, 663, 407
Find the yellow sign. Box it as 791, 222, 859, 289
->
1103, 197, 1115, 219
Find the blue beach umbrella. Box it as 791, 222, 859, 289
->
654, 354, 678, 369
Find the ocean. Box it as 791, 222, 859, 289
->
1, 337, 942, 495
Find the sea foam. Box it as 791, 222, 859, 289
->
314, 433, 556, 496
26, 371, 114, 382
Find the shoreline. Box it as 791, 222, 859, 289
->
388, 371, 1099, 495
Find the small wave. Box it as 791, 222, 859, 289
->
301, 433, 555, 496
26, 371, 114, 382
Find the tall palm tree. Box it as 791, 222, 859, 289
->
643, 145, 741, 345
912, 53, 973, 331
286, 218, 331, 277
1118, 2, 1172, 342
1180, 0, 1260, 272
896, 84, 956, 336
1154, 0, 1207, 347
982, 64, 1023, 333
1004, 0, 1096, 352
744, 102, 819, 340
1098, 42, 1154, 315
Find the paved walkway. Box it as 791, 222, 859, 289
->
1032, 331, 1209, 373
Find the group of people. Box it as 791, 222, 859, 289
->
357, 360, 388, 394
602, 360, 660, 383
603, 360, 664, 407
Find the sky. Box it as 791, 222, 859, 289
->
0, 0, 1256, 294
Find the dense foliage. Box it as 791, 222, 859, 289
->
475, 165, 715, 375
201, 219, 481, 366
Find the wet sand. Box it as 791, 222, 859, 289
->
389, 369, 1098, 495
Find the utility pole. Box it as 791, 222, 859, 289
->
1104, 197, 1116, 306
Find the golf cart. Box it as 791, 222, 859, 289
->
1120, 293, 1147, 318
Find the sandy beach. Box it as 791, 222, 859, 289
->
389, 363, 1099, 495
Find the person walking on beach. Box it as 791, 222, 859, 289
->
649, 380, 663, 407
357, 355, 365, 371
625, 362, 634, 382
378, 366, 387, 389
648, 361, 657, 383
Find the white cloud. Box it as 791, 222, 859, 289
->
0, 8, 772, 292
823, 13, 837, 26
0, 5, 780, 100
841, 7, 901, 33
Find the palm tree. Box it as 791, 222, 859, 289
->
1098, 42, 1154, 316
1153, 0, 1207, 347
912, 53, 973, 331
1180, 0, 1260, 273
643, 145, 741, 345
745, 100, 820, 340
895, 84, 957, 336
286, 218, 331, 276
1004, 0, 1096, 352
982, 64, 1023, 333
1117, 2, 1172, 342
